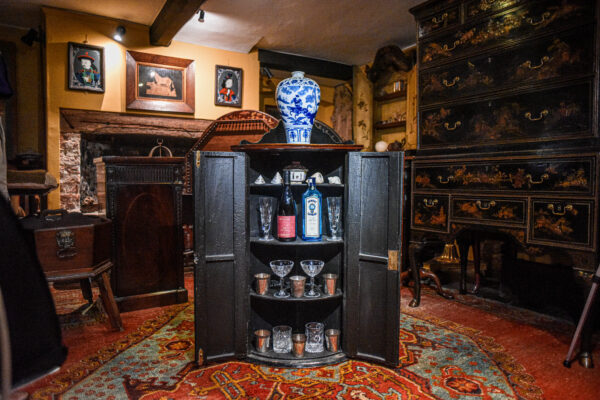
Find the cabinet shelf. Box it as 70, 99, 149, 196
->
250, 183, 344, 190
250, 288, 342, 302
250, 237, 343, 246
374, 90, 407, 102
247, 348, 346, 367
232, 143, 363, 152
374, 120, 407, 130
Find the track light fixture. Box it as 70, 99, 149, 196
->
198, 9, 205, 22
113, 25, 126, 42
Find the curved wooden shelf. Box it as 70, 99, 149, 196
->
374, 120, 406, 130
250, 288, 342, 302
374, 90, 407, 102
232, 143, 363, 152
247, 348, 346, 367
250, 237, 344, 246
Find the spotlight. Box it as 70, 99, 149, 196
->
113, 25, 126, 42
20, 28, 40, 46
198, 9, 205, 22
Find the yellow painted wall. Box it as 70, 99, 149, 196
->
0, 26, 43, 155
43, 7, 261, 207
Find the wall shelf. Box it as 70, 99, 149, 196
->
374, 90, 407, 102
374, 121, 407, 130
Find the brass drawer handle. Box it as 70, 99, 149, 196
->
524, 56, 552, 70
526, 12, 551, 26
437, 175, 454, 184
547, 204, 574, 216
443, 76, 460, 87
431, 12, 448, 24
442, 40, 461, 51
444, 121, 462, 131
524, 109, 549, 121
475, 200, 496, 210
423, 198, 439, 207
526, 173, 549, 184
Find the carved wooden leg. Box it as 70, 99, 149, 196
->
408, 242, 422, 307
420, 269, 454, 299
457, 238, 470, 294
471, 237, 481, 295
97, 271, 123, 331
80, 278, 93, 304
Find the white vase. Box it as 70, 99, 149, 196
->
276, 71, 321, 144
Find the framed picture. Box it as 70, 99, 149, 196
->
68, 42, 105, 92
214, 65, 242, 107
126, 50, 195, 113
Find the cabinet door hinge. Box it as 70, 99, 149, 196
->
388, 250, 399, 271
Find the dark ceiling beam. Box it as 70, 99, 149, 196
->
259, 49, 353, 81
150, 0, 206, 46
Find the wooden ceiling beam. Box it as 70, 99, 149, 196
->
150, 0, 206, 46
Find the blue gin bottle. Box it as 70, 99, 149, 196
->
301, 177, 322, 241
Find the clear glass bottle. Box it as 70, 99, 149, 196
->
301, 177, 322, 241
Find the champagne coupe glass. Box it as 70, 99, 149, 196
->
327, 197, 342, 241
258, 197, 274, 240
270, 260, 294, 298
300, 260, 325, 297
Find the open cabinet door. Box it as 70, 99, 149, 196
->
344, 151, 403, 367
193, 151, 248, 364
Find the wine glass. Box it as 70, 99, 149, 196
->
300, 260, 324, 297
327, 197, 342, 241
258, 197, 274, 240
270, 260, 294, 298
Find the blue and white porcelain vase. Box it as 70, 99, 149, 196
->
276, 71, 321, 144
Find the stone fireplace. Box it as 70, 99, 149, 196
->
59, 109, 212, 212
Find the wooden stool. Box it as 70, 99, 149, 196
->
46, 260, 123, 331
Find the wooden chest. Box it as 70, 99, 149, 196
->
20, 210, 111, 275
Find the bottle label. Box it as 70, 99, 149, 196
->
304, 196, 320, 237
277, 216, 296, 238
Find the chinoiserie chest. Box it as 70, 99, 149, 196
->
409, 0, 600, 275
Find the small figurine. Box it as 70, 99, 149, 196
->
327, 176, 342, 184
255, 175, 266, 184
271, 172, 283, 184
311, 172, 324, 184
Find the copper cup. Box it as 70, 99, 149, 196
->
254, 273, 270, 295
325, 329, 340, 352
289, 275, 307, 298
322, 273, 338, 296
292, 333, 306, 357
254, 329, 271, 352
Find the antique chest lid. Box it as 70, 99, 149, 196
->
20, 209, 108, 231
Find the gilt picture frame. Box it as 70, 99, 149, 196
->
214, 65, 243, 107
126, 50, 195, 113
68, 42, 105, 92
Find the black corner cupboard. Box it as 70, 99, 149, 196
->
193, 141, 404, 368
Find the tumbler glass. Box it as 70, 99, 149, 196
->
305, 322, 324, 353
272, 325, 292, 353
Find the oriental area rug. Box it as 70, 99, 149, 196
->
29, 303, 544, 400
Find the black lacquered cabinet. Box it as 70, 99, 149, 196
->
192, 125, 404, 368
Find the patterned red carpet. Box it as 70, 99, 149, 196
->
23, 276, 600, 399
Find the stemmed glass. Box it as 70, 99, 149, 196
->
270, 260, 294, 298
258, 197, 274, 240
300, 260, 324, 297
327, 197, 342, 241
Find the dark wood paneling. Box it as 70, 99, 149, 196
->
194, 152, 247, 363
345, 152, 403, 367
150, 0, 206, 46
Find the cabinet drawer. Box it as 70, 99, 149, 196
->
530, 199, 594, 250
420, 82, 591, 148
414, 157, 594, 194
465, 0, 522, 20
420, 0, 593, 66
412, 194, 449, 232
418, 5, 460, 38
420, 26, 594, 106
451, 197, 526, 225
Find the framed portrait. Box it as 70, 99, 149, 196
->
126, 50, 195, 113
214, 65, 242, 107
68, 42, 105, 92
